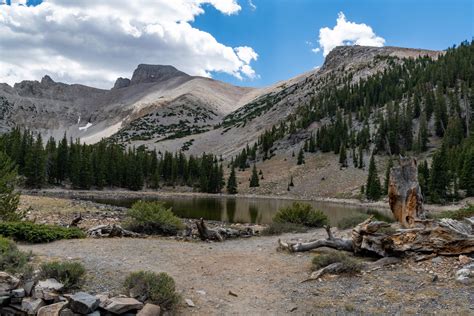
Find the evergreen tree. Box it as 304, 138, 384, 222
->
429, 145, 449, 203
418, 160, 430, 197
383, 158, 393, 195
24, 134, 46, 188
366, 154, 382, 200
358, 146, 364, 169
249, 164, 259, 187
0, 151, 21, 221
297, 148, 305, 165
227, 165, 238, 194
339, 143, 347, 167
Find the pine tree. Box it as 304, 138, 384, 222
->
460, 145, 474, 196
358, 146, 364, 169
227, 165, 238, 194
366, 154, 382, 200
0, 151, 21, 221
249, 164, 259, 187
383, 158, 393, 195
443, 115, 464, 148
429, 145, 449, 203
297, 148, 305, 165
24, 134, 46, 188
339, 143, 347, 167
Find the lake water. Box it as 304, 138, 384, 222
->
91, 195, 393, 226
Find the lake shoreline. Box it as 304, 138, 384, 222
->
21, 188, 472, 214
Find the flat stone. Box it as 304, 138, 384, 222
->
69, 292, 100, 314
137, 303, 161, 316
34, 279, 64, 300
22, 281, 35, 296
101, 297, 144, 314
21, 297, 45, 315
59, 308, 79, 316
36, 279, 64, 292
12, 288, 25, 298
37, 302, 68, 316
185, 298, 195, 307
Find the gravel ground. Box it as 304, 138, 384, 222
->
20, 229, 473, 315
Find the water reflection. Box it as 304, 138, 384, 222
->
92, 195, 393, 226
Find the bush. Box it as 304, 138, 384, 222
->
312, 251, 362, 274
273, 202, 328, 228
124, 271, 180, 310
0, 236, 31, 275
125, 201, 184, 236
0, 222, 85, 243
428, 204, 474, 220
39, 261, 86, 290
261, 222, 308, 236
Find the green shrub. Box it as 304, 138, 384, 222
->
261, 222, 307, 236
0, 222, 85, 243
273, 202, 328, 228
125, 201, 184, 236
0, 236, 31, 275
428, 204, 474, 220
124, 271, 180, 310
39, 261, 86, 290
312, 251, 362, 274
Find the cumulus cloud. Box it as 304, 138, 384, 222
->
0, 0, 258, 88
317, 12, 385, 56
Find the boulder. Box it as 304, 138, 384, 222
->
34, 279, 64, 300
0, 272, 20, 294
101, 297, 144, 314
0, 295, 10, 306
456, 263, 474, 285
21, 297, 45, 315
137, 303, 161, 316
37, 301, 68, 316
69, 292, 100, 314
12, 288, 25, 299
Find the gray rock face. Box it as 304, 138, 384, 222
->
69, 292, 99, 314
21, 297, 46, 315
130, 64, 189, 85
456, 263, 474, 285
113, 77, 131, 89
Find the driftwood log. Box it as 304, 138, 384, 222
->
87, 224, 144, 238
279, 216, 474, 256
279, 157, 474, 257
195, 218, 255, 241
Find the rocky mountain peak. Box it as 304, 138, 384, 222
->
129, 64, 189, 86
40, 75, 55, 86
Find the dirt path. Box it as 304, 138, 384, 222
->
20, 231, 473, 315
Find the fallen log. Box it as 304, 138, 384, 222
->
195, 218, 224, 241
69, 213, 83, 227
87, 224, 144, 238
279, 216, 474, 256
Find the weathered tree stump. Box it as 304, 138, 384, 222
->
388, 157, 426, 227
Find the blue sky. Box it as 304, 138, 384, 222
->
196, 0, 473, 87
1, 0, 472, 88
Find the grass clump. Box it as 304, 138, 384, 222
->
0, 236, 31, 275
125, 201, 184, 236
336, 214, 370, 229
312, 251, 363, 274
124, 271, 180, 310
261, 222, 307, 236
428, 204, 474, 220
39, 261, 86, 290
273, 202, 328, 228
0, 222, 85, 243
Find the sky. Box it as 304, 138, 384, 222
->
0, 0, 472, 89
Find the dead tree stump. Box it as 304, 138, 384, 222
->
388, 157, 426, 227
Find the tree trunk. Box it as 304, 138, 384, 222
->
388, 157, 426, 227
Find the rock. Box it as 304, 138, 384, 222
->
21, 297, 45, 315
459, 255, 472, 265
87, 312, 100, 316
12, 288, 25, 299
113, 77, 131, 89
0, 295, 10, 306
228, 290, 238, 297
137, 303, 161, 316
34, 279, 64, 300
185, 298, 195, 307
430, 256, 443, 264
23, 281, 35, 296
0, 272, 20, 294
37, 301, 68, 316
59, 308, 78, 316
69, 292, 100, 314
101, 297, 143, 314
456, 263, 474, 285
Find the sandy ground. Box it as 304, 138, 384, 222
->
20, 230, 473, 315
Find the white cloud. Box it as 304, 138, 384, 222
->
311, 48, 320, 53
0, 0, 258, 88
317, 12, 385, 56
248, 0, 256, 11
